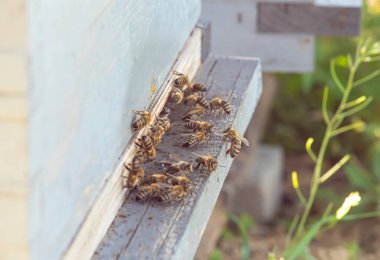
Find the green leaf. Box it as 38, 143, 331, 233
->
285, 218, 329, 260
370, 143, 380, 179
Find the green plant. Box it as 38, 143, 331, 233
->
209, 249, 223, 260
228, 213, 255, 260
275, 39, 380, 260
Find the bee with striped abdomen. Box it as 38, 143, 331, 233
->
182, 131, 209, 148
184, 120, 214, 134
160, 160, 193, 175
168, 87, 184, 104
122, 156, 145, 189
209, 97, 232, 115
131, 110, 152, 133
158, 184, 189, 203
156, 115, 171, 133
136, 183, 166, 202
223, 127, 249, 158
191, 83, 207, 93
150, 124, 166, 146
184, 82, 207, 96
182, 104, 205, 121
173, 71, 190, 90
142, 173, 170, 185
184, 94, 209, 108
194, 153, 218, 173
226, 137, 243, 158
135, 135, 156, 162
222, 127, 249, 146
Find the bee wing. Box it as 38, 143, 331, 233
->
169, 152, 182, 162
155, 182, 172, 189
240, 136, 250, 146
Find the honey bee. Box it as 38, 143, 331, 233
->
168, 87, 184, 104
182, 104, 205, 121
156, 116, 171, 132
194, 153, 218, 173
223, 127, 249, 158
184, 82, 207, 96
173, 71, 190, 90
150, 124, 166, 146
170, 176, 192, 191
191, 83, 207, 93
184, 120, 214, 134
136, 183, 166, 201
122, 157, 145, 189
142, 173, 170, 185
131, 110, 151, 133
182, 131, 209, 148
135, 135, 156, 162
226, 137, 243, 158
209, 97, 232, 115
222, 127, 250, 146
158, 184, 189, 203
161, 161, 193, 175
144, 173, 191, 191
184, 94, 209, 108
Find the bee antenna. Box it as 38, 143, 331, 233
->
165, 172, 177, 178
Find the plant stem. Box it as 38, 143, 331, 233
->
293, 58, 360, 240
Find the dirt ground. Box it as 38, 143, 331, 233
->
216, 153, 380, 260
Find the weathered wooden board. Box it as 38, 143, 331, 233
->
202, 0, 315, 73
93, 56, 262, 260
257, 0, 362, 35
63, 28, 202, 260
28, 1, 201, 259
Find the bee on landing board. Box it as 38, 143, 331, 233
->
173, 71, 190, 90
182, 104, 205, 121
223, 127, 249, 158
184, 94, 209, 108
209, 97, 232, 115
143, 173, 191, 187
184, 120, 214, 135
168, 87, 184, 104
160, 160, 193, 176
156, 115, 171, 133
135, 135, 156, 162
135, 183, 167, 202
158, 184, 191, 203
182, 130, 209, 148
184, 82, 207, 96
193, 153, 218, 173
131, 110, 151, 133
150, 124, 166, 146
122, 155, 145, 189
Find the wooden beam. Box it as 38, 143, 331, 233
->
257, 0, 362, 36
202, 0, 315, 73
94, 56, 262, 259
62, 28, 202, 260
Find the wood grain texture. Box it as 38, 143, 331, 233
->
257, 1, 361, 35
93, 55, 262, 260
202, 0, 315, 73
28, 1, 200, 259
63, 28, 202, 260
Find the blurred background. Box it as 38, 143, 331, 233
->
197, 1, 380, 259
